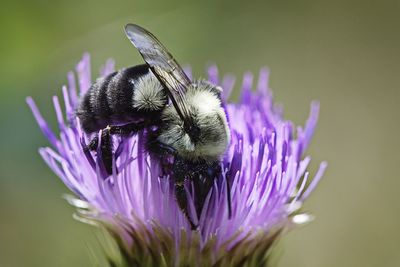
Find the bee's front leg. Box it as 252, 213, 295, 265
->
173, 158, 197, 230
175, 179, 197, 230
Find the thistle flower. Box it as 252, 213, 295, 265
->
27, 54, 327, 267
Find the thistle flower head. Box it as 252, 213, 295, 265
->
27, 54, 326, 266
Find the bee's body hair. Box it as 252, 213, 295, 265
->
158, 83, 230, 161
77, 64, 167, 133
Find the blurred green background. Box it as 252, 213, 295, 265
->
0, 0, 399, 266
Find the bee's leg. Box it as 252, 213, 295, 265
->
173, 158, 197, 230
109, 122, 147, 136
175, 181, 197, 230
100, 126, 113, 175
84, 136, 99, 152
85, 123, 148, 175
191, 162, 225, 219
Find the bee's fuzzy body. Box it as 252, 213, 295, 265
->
77, 64, 167, 133
76, 23, 232, 227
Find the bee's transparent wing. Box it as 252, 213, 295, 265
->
124, 24, 191, 86
124, 23, 192, 126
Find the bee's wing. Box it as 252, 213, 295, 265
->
124, 24, 191, 86
124, 24, 192, 126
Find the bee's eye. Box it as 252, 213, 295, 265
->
187, 124, 201, 143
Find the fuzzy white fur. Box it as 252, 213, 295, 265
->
158, 83, 230, 161
132, 73, 166, 110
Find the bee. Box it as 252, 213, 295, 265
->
76, 24, 231, 228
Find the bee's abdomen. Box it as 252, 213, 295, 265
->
77, 64, 167, 133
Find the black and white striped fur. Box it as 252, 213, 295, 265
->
77, 65, 230, 165
77, 64, 166, 133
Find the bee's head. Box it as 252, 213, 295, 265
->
158, 80, 230, 161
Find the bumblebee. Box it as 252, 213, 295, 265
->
77, 24, 231, 227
